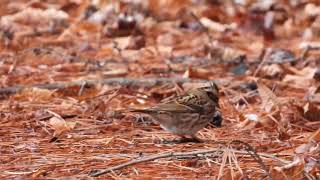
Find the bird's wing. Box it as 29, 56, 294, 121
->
145, 93, 205, 113
130, 91, 208, 114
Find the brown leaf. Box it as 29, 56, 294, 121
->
308, 128, 320, 142
183, 67, 211, 79
113, 36, 131, 50
261, 64, 283, 78
200, 17, 236, 32
295, 141, 319, 154
96, 47, 117, 58
14, 87, 54, 102
283, 67, 317, 87
271, 157, 305, 180
236, 113, 259, 129
303, 102, 320, 121
256, 80, 279, 112
49, 116, 76, 141
148, 0, 190, 19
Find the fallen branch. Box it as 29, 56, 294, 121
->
189, 11, 215, 48
0, 78, 229, 95
88, 147, 289, 177
253, 48, 268, 77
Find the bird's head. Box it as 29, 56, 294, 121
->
199, 81, 220, 103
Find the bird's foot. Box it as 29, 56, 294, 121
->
189, 135, 204, 143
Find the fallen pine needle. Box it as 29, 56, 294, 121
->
89, 146, 290, 177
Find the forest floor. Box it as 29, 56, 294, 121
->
0, 0, 319, 179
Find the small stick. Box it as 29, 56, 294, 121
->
253, 48, 269, 77
89, 147, 289, 177
0, 78, 230, 95
230, 140, 273, 180
300, 45, 310, 61
78, 81, 87, 96
189, 11, 215, 48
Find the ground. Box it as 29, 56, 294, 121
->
0, 0, 319, 179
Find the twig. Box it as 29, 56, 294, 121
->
189, 11, 215, 48
78, 81, 87, 96
253, 48, 269, 77
300, 45, 310, 60
89, 149, 220, 177
230, 140, 273, 180
0, 78, 229, 95
89, 146, 289, 177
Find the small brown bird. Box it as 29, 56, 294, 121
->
130, 82, 222, 142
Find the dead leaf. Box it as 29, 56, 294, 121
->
113, 36, 131, 50
77, 22, 101, 33
14, 87, 54, 102
283, 67, 317, 87
0, 7, 68, 27
200, 17, 236, 32
95, 47, 116, 58
127, 35, 145, 50
156, 45, 172, 56
272, 157, 305, 180
305, 3, 320, 17
295, 141, 320, 154
87, 4, 114, 24
148, 0, 190, 19
308, 129, 320, 142
49, 116, 76, 142
236, 119, 258, 129
183, 67, 211, 79
256, 80, 279, 112
261, 64, 283, 78
303, 102, 320, 121
236, 113, 259, 129
299, 41, 320, 49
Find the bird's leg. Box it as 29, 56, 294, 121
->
159, 135, 188, 144
176, 135, 203, 143
177, 135, 193, 143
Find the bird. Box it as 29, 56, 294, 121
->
130, 81, 222, 142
